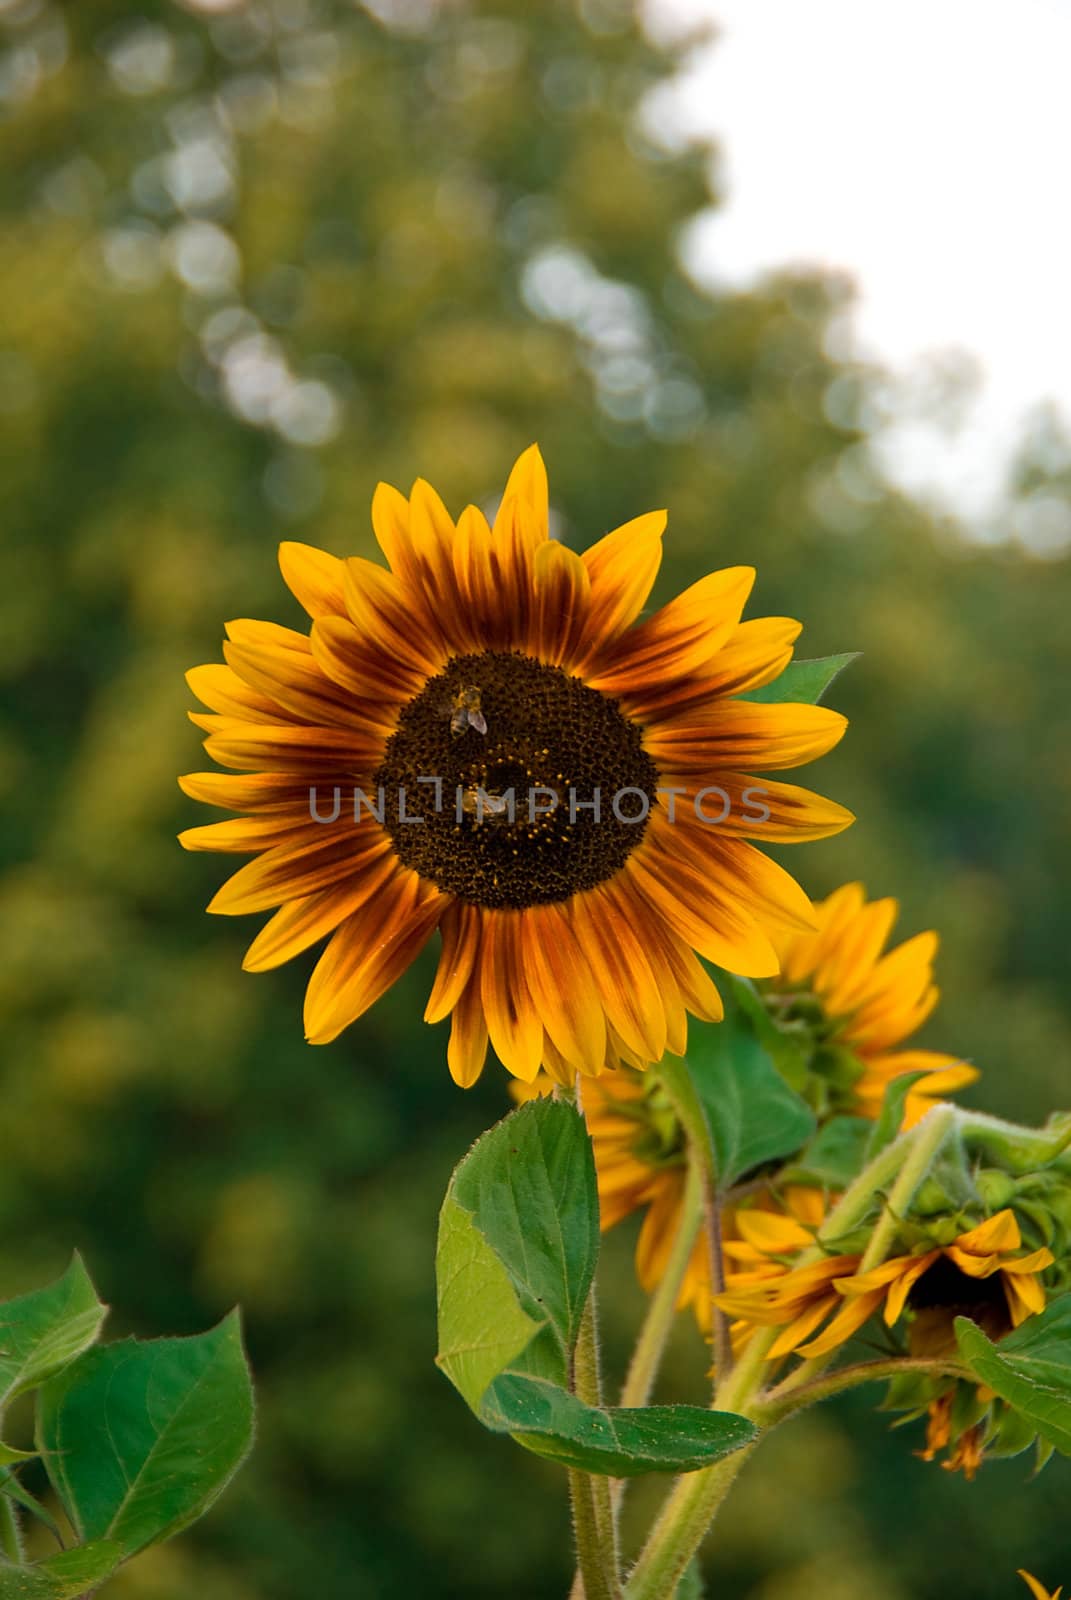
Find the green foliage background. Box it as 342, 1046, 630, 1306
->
2, 0, 1069, 1593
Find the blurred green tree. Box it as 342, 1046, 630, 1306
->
1, 1, 1069, 1595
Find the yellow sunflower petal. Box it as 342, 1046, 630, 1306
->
479, 911, 544, 1081
447, 974, 490, 1088
424, 900, 482, 1024
187, 663, 288, 722
206, 828, 375, 916
579, 510, 666, 657
494, 443, 549, 536
954, 1209, 1021, 1257
766, 1294, 842, 1359
523, 903, 607, 1074
278, 541, 348, 618
589, 566, 756, 691
303, 873, 446, 1045
645, 700, 848, 775
793, 1287, 885, 1357
1018, 1575, 1061, 1600
243, 865, 395, 972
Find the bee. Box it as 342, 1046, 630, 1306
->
442, 685, 487, 738
457, 785, 512, 821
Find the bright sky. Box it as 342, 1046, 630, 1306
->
645, 0, 1071, 529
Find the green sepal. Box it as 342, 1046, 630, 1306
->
878, 1370, 942, 1415
739, 653, 858, 706
984, 1401, 1039, 1461
955, 1294, 1071, 1455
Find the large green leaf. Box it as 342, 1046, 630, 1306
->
436, 1100, 755, 1476
449, 1097, 599, 1375
682, 983, 816, 1188
0, 1257, 106, 1408
956, 1295, 1071, 1455
739, 653, 858, 706
0, 1542, 121, 1599
481, 1374, 755, 1476
436, 1197, 545, 1412
37, 1314, 254, 1559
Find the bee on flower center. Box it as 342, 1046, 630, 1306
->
441, 684, 487, 738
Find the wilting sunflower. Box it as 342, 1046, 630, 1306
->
516, 1066, 831, 1333
180, 446, 852, 1084
762, 881, 978, 1125
716, 1207, 1054, 1361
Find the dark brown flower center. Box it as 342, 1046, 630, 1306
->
907, 1255, 1011, 1355
373, 650, 658, 909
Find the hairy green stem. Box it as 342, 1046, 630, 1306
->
858, 1104, 956, 1272
703, 1175, 732, 1393
569, 1468, 617, 1600
753, 1355, 968, 1426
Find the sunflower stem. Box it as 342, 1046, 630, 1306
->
703, 1174, 732, 1394
619, 1157, 704, 1412
569, 1468, 617, 1600
567, 1083, 621, 1600
752, 1355, 968, 1426
858, 1103, 956, 1272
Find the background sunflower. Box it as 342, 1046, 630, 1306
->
2, 3, 1070, 1598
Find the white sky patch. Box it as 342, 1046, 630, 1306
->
644, 0, 1071, 526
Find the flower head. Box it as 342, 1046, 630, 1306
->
181, 446, 851, 1083
762, 882, 978, 1125
717, 1208, 1054, 1362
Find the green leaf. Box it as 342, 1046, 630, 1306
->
955, 1294, 1071, 1455
436, 1102, 756, 1476
480, 1374, 756, 1477
739, 653, 858, 705
435, 1197, 545, 1412
730, 976, 812, 1091
863, 1073, 931, 1162
682, 984, 817, 1188
0, 1541, 122, 1599
448, 1098, 599, 1378
37, 1313, 254, 1559
0, 1257, 107, 1408
783, 1116, 871, 1187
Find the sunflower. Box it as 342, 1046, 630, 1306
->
716, 1208, 1054, 1361
180, 446, 852, 1084
516, 1066, 831, 1333
762, 881, 978, 1125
